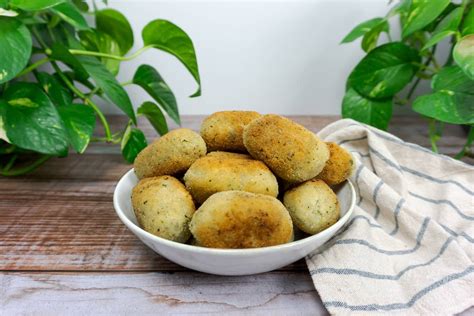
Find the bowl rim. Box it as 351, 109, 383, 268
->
113, 168, 356, 256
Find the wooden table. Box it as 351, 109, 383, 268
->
1, 116, 472, 315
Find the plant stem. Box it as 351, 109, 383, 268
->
406, 76, 422, 101
86, 86, 101, 97
455, 126, 474, 159
3, 154, 18, 172
16, 57, 49, 78
69, 45, 152, 61
0, 155, 50, 176
406, 46, 438, 102
412, 62, 437, 73
52, 62, 113, 142
85, 99, 112, 139
429, 119, 440, 153
91, 135, 122, 144
431, 56, 441, 70
31, 27, 48, 49
121, 80, 133, 86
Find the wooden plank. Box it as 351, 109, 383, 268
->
0, 271, 328, 315
2, 272, 473, 315
0, 116, 337, 270
0, 188, 306, 271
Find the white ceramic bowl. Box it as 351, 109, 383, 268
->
114, 169, 356, 275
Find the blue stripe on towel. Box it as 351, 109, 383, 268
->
409, 192, 474, 220
440, 224, 474, 243
354, 164, 364, 205
323, 266, 474, 311
389, 199, 405, 235
337, 133, 474, 196
311, 236, 456, 280
372, 180, 383, 219
338, 135, 368, 146
332, 218, 430, 255
345, 122, 470, 166
368, 146, 403, 173
351, 151, 370, 158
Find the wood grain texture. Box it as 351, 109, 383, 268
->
0, 271, 327, 315
1, 116, 471, 272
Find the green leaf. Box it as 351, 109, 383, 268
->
462, 7, 474, 36
51, 41, 135, 123
79, 30, 121, 75
10, 0, 65, 11
0, 17, 32, 84
78, 55, 136, 124
51, 2, 89, 30
341, 18, 385, 44
413, 66, 474, 124
453, 35, 474, 80
348, 42, 420, 99
36, 72, 72, 107
137, 101, 169, 136
17, 13, 48, 25
422, 30, 456, 51
60, 71, 95, 90
50, 43, 89, 81
342, 87, 393, 130
121, 126, 147, 163
72, 0, 89, 12
2, 82, 68, 155
58, 104, 95, 153
423, 2, 457, 33
422, 7, 463, 51
361, 20, 389, 52
133, 64, 179, 125
96, 9, 133, 55
433, 6, 463, 33
63, 34, 137, 123
387, 0, 411, 18
0, 0, 9, 9
402, 0, 450, 38
142, 19, 201, 97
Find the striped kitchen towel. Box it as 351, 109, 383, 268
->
307, 119, 473, 315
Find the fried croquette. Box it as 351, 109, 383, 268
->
134, 128, 206, 179
283, 179, 340, 235
183, 151, 278, 204
189, 191, 293, 248
132, 176, 196, 242
317, 142, 354, 185
200, 111, 261, 152
243, 114, 329, 183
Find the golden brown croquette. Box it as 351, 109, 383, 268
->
134, 128, 206, 179
317, 142, 354, 185
183, 151, 278, 204
131, 176, 196, 242
283, 179, 340, 235
243, 114, 329, 183
190, 191, 293, 248
200, 111, 261, 152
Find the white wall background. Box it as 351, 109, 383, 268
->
102, 0, 396, 115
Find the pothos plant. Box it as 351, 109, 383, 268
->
0, 0, 201, 176
341, 0, 474, 158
